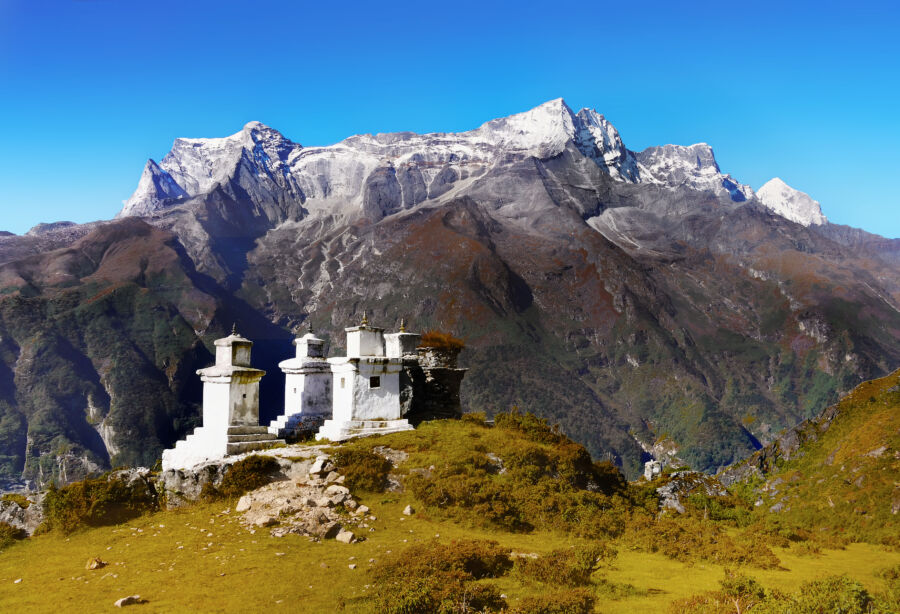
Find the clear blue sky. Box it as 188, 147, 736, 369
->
1, 0, 897, 237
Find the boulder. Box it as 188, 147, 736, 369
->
235, 495, 252, 512
309, 456, 333, 476
335, 529, 356, 544
114, 595, 144, 607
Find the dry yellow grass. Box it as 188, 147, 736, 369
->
2, 493, 898, 613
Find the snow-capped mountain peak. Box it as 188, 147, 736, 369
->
472, 97, 577, 157
119, 99, 761, 220
118, 158, 188, 217
756, 177, 827, 226
636, 143, 754, 202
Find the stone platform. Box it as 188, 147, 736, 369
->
316, 419, 413, 442
226, 426, 284, 455
268, 414, 326, 440
163, 425, 284, 471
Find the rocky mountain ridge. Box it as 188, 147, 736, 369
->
118, 99, 764, 224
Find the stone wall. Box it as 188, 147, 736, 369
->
400, 357, 467, 425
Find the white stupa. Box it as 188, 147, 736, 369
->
268, 323, 332, 438
316, 313, 416, 441
162, 326, 283, 471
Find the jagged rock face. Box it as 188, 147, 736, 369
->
1, 100, 899, 484
636, 143, 753, 202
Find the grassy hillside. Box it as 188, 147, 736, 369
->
2, 402, 899, 612
722, 368, 900, 546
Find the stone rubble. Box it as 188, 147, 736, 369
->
217, 448, 394, 543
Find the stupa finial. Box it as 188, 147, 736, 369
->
231, 323, 237, 335
399, 318, 406, 332
361, 310, 369, 326
307, 319, 314, 334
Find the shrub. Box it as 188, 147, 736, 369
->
592, 460, 628, 493
40, 474, 157, 533
672, 574, 887, 614
332, 447, 392, 492
404, 420, 634, 538
0, 521, 26, 550
460, 411, 487, 426
368, 540, 511, 613
623, 515, 780, 568
515, 544, 614, 587
755, 575, 875, 614
719, 569, 766, 612
878, 565, 900, 612
494, 409, 567, 446
684, 492, 754, 527
406, 454, 528, 531
418, 330, 465, 352
204, 455, 280, 500
512, 589, 594, 614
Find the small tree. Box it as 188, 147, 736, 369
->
719, 569, 765, 614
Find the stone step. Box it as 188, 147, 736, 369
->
227, 425, 272, 435
225, 439, 285, 455
268, 418, 289, 431
316, 419, 414, 442
227, 433, 281, 443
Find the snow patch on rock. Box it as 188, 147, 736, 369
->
756, 177, 827, 226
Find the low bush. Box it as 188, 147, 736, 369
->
203, 455, 280, 500
367, 539, 511, 613
684, 491, 754, 527
402, 410, 637, 538
671, 573, 886, 614
40, 474, 157, 534
418, 330, 465, 352
878, 564, 900, 612
744, 517, 850, 551
331, 447, 392, 492
623, 515, 780, 568
460, 411, 487, 426
756, 575, 876, 614
0, 521, 26, 550
406, 453, 529, 531
512, 589, 594, 614
494, 409, 567, 446
514, 543, 616, 587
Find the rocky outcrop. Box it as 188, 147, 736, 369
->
718, 403, 841, 486
0, 493, 44, 535
159, 445, 385, 542
655, 471, 728, 514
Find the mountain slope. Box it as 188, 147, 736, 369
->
0, 99, 898, 484
720, 368, 900, 543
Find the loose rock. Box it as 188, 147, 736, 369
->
114, 595, 144, 607
335, 529, 356, 544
